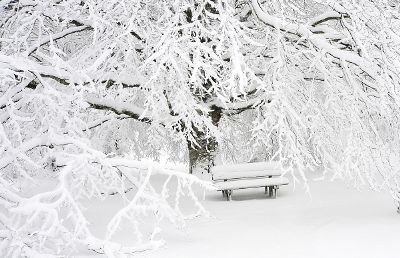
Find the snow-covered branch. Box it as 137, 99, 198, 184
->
26, 25, 92, 56
308, 11, 349, 27
251, 0, 378, 78
86, 97, 151, 124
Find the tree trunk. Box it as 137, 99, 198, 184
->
188, 106, 222, 174
187, 132, 218, 174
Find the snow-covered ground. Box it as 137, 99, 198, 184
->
83, 172, 400, 258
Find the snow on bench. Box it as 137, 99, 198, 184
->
211, 162, 289, 201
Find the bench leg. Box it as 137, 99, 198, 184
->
265, 186, 269, 195
271, 186, 279, 199
226, 190, 232, 201
222, 190, 225, 198
272, 187, 277, 198
268, 186, 276, 198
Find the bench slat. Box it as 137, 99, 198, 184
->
214, 177, 289, 191
212, 169, 282, 181
211, 161, 280, 174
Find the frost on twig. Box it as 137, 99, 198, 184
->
0, 54, 213, 256
0, 147, 213, 257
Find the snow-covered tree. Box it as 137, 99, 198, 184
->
1, 0, 400, 256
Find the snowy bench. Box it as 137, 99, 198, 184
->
211, 162, 289, 201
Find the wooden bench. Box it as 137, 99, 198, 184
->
211, 162, 289, 201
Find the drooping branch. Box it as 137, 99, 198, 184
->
86, 97, 152, 124
84, 115, 131, 131
250, 0, 378, 78
26, 25, 93, 56
104, 79, 141, 89
308, 11, 349, 27
206, 91, 266, 115
0, 54, 148, 125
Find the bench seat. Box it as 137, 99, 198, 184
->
211, 161, 280, 173
213, 170, 282, 181
214, 177, 289, 191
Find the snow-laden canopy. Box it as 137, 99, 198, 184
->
1, 0, 400, 256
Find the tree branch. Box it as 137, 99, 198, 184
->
308, 11, 349, 27
86, 97, 152, 124
26, 25, 92, 56
251, 0, 378, 78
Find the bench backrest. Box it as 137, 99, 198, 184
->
211, 162, 282, 181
